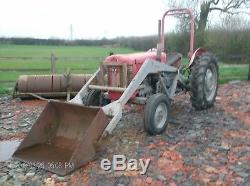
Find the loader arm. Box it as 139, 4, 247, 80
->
103, 59, 178, 133
70, 59, 178, 134
70, 68, 101, 104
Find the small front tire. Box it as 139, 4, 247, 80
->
84, 90, 110, 106
144, 93, 170, 135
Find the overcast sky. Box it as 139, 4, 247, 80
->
1, 0, 248, 39
0, 0, 175, 39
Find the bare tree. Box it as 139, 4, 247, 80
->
167, 0, 250, 45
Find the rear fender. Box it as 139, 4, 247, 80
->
188, 48, 206, 68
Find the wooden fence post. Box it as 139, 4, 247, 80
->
64, 68, 72, 101
51, 53, 57, 74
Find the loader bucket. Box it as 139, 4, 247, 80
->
13, 101, 110, 175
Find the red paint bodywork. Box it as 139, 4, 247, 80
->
108, 91, 125, 100
104, 51, 166, 74
104, 51, 167, 100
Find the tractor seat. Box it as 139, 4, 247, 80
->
166, 52, 182, 68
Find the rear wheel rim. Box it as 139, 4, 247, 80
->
205, 67, 217, 101
154, 102, 168, 129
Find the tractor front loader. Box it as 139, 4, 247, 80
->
13, 9, 219, 175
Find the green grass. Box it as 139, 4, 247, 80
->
0, 83, 15, 94
182, 59, 248, 83
0, 44, 248, 94
219, 63, 249, 83
0, 45, 134, 57
0, 45, 134, 70
0, 44, 136, 93
0, 71, 49, 82
0, 60, 101, 71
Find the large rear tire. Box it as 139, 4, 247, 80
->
190, 52, 219, 110
144, 93, 170, 135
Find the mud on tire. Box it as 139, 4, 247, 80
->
190, 52, 219, 110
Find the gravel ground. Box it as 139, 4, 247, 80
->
0, 81, 249, 186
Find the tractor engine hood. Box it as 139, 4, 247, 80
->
104, 51, 166, 65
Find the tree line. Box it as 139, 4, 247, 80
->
0, 26, 249, 64
119, 28, 250, 64
0, 37, 116, 46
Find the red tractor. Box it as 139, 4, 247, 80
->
83, 8, 219, 134
14, 9, 219, 175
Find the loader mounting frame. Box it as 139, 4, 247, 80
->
70, 59, 178, 134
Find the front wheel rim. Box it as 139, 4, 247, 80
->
154, 102, 168, 129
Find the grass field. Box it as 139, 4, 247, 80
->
0, 45, 135, 93
0, 44, 249, 94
